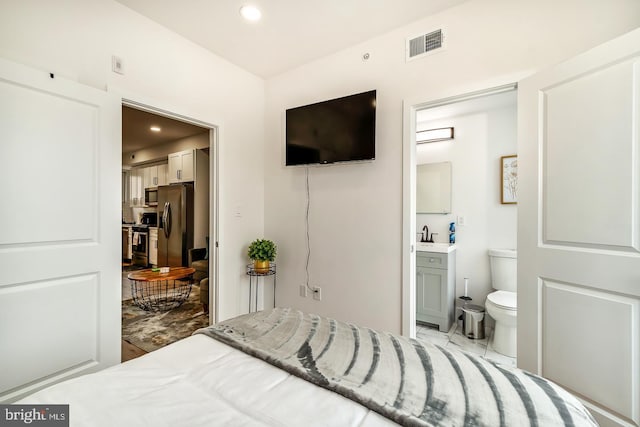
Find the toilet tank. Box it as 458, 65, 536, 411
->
488, 249, 517, 292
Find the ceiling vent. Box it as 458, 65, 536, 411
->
406, 29, 444, 61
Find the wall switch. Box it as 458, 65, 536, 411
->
299, 284, 307, 298
312, 286, 322, 301
457, 215, 466, 226
111, 55, 124, 74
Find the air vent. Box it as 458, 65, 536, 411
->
407, 29, 444, 61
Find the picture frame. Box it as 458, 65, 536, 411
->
501, 155, 517, 204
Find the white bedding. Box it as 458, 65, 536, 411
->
19, 334, 396, 426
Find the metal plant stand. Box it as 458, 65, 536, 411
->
246, 263, 276, 313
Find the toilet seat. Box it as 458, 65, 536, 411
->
487, 291, 517, 310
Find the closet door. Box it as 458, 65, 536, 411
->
518, 29, 640, 426
0, 58, 121, 401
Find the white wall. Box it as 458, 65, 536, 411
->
264, 0, 640, 333
416, 91, 517, 308
0, 0, 265, 321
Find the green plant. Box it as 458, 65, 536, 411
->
247, 239, 277, 262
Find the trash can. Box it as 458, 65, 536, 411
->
462, 304, 485, 340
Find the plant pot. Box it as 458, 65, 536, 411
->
253, 260, 270, 274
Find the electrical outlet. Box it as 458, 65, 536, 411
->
312, 286, 322, 301
299, 284, 307, 298
457, 215, 466, 226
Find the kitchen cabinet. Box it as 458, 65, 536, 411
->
157, 164, 167, 186
143, 167, 154, 189
168, 149, 195, 183
149, 227, 158, 266
129, 168, 144, 207
416, 250, 456, 332
144, 164, 168, 189
129, 164, 168, 206
122, 226, 132, 260
122, 170, 130, 204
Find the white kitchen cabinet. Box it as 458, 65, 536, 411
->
144, 164, 168, 188
157, 164, 168, 186
168, 149, 195, 183
129, 168, 144, 207
149, 227, 158, 266
143, 167, 154, 189
122, 170, 130, 204
122, 226, 132, 260
416, 250, 456, 332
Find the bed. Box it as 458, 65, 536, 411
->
19, 308, 597, 426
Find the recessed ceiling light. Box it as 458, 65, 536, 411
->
150, 126, 161, 132
240, 5, 261, 21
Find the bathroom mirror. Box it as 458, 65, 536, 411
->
417, 161, 452, 214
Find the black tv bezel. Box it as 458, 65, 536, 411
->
284, 90, 377, 167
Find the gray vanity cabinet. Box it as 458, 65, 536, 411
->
416, 251, 456, 332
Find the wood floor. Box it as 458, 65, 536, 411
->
122, 262, 146, 362
121, 339, 147, 362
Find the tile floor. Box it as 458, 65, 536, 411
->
416, 321, 516, 368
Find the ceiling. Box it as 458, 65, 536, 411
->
115, 0, 467, 78
122, 106, 208, 153
120, 1, 466, 152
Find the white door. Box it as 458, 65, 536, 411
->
519, 29, 640, 427
0, 58, 121, 401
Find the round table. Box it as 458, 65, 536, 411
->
127, 267, 196, 311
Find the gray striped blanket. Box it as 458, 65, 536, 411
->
196, 308, 597, 427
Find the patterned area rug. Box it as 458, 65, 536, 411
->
122, 284, 209, 353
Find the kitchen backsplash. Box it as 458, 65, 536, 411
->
123, 205, 157, 224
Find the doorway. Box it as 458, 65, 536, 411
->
120, 102, 218, 361
402, 84, 517, 343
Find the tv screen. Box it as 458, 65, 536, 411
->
285, 90, 376, 166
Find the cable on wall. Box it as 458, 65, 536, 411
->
305, 167, 312, 291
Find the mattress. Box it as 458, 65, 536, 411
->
19, 334, 395, 426
199, 308, 597, 427
19, 308, 597, 426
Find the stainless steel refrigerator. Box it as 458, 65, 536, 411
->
157, 183, 194, 267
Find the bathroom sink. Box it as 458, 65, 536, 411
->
416, 242, 456, 253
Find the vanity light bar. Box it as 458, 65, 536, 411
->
416, 127, 454, 143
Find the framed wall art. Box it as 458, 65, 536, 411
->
501, 155, 517, 204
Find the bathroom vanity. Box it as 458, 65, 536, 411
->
416, 243, 456, 332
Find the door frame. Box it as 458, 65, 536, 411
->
401, 83, 517, 338
119, 94, 220, 325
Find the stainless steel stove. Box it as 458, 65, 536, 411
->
131, 225, 149, 266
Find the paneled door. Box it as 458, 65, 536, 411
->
0, 58, 121, 401
519, 29, 640, 427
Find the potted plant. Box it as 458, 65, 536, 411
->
248, 239, 277, 273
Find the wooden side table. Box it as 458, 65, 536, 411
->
246, 263, 276, 313
127, 267, 196, 311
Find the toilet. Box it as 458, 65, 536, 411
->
485, 249, 517, 357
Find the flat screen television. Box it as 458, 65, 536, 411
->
285, 90, 376, 166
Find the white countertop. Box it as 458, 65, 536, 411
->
416, 242, 457, 253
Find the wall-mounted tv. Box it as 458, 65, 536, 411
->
285, 90, 376, 166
